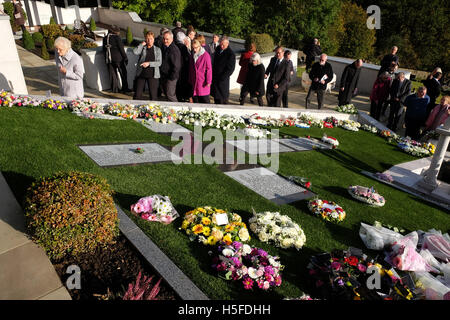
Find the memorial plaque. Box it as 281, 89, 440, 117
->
79, 143, 181, 167
225, 139, 295, 155
276, 138, 332, 151
136, 119, 191, 134
224, 167, 315, 204
72, 112, 125, 120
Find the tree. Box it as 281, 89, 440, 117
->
89, 17, 97, 31
22, 29, 35, 50
126, 27, 133, 46
112, 0, 188, 25
183, 0, 254, 38
336, 1, 376, 60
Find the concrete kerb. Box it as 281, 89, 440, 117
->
116, 205, 209, 300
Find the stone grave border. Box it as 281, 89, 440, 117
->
116, 205, 209, 300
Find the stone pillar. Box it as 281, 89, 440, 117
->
22, 0, 34, 27
417, 118, 450, 192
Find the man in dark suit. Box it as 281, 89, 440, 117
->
387, 72, 411, 132
378, 46, 399, 75
305, 38, 322, 71
103, 25, 130, 93
160, 30, 181, 102
338, 59, 363, 106
423, 71, 442, 117
264, 46, 290, 107
306, 54, 333, 109
211, 36, 236, 104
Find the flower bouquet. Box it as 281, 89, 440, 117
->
324, 116, 339, 127
42, 98, 67, 110
397, 141, 433, 157
70, 99, 105, 114
134, 147, 144, 154
248, 210, 306, 250
287, 176, 312, 190
361, 124, 378, 134
139, 104, 177, 124
348, 185, 385, 207
336, 104, 358, 114
180, 207, 250, 246
321, 134, 339, 148
307, 199, 346, 223
307, 249, 416, 300
339, 119, 360, 131
210, 241, 283, 291
243, 125, 272, 139
130, 195, 179, 224
106, 102, 139, 119
295, 122, 310, 129
297, 114, 324, 128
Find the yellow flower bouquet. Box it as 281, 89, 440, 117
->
180, 206, 250, 246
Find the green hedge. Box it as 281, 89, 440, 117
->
245, 33, 275, 54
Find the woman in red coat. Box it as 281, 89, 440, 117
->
237, 42, 256, 85
370, 71, 391, 120
189, 39, 212, 103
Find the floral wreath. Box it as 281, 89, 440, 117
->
211, 241, 283, 291
248, 210, 306, 250
180, 206, 250, 246
321, 134, 339, 148
348, 185, 385, 207
308, 199, 346, 223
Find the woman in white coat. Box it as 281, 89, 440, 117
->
54, 37, 85, 99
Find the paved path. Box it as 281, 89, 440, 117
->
0, 173, 71, 300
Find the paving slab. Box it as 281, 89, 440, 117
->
0, 241, 65, 300
225, 139, 295, 155
37, 286, 72, 300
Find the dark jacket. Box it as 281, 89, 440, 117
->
103, 33, 127, 64
243, 63, 265, 95
404, 94, 430, 120
13, 2, 25, 26
265, 57, 290, 92
390, 78, 411, 104
160, 42, 182, 81
211, 46, 236, 100
423, 77, 442, 102
309, 61, 333, 91
379, 54, 399, 74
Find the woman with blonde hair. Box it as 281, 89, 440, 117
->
54, 36, 84, 99
239, 52, 265, 106
195, 34, 212, 56
189, 39, 212, 103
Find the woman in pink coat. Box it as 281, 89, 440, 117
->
189, 39, 212, 103
425, 96, 450, 131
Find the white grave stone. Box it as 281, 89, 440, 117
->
276, 138, 332, 151
79, 143, 181, 167
224, 167, 314, 204
136, 119, 191, 134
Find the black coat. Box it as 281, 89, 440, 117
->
243, 63, 265, 95
265, 57, 290, 93
379, 54, 399, 74
309, 61, 333, 91
103, 33, 127, 63
212, 47, 236, 100
160, 42, 182, 81
339, 62, 361, 103
390, 78, 412, 104
423, 78, 442, 102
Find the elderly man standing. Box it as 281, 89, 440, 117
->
404, 86, 430, 140
387, 72, 411, 132
338, 59, 363, 106
264, 46, 290, 107
305, 38, 322, 71
54, 36, 84, 99
306, 53, 333, 110
212, 36, 236, 104
379, 46, 399, 75
160, 30, 181, 102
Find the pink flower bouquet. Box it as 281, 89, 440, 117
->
130, 195, 179, 224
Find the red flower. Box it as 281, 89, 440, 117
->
305, 182, 311, 189
323, 200, 329, 204
345, 256, 359, 266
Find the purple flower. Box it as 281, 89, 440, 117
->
257, 249, 268, 257
331, 262, 341, 270
357, 263, 367, 273
264, 266, 274, 275
232, 241, 242, 250
337, 279, 345, 286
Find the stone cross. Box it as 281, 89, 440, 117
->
417, 117, 450, 192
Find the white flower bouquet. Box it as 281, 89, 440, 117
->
348, 185, 385, 207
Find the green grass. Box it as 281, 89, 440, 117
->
1, 107, 449, 300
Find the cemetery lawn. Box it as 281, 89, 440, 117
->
1, 107, 449, 300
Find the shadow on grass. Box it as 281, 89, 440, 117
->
317, 149, 379, 174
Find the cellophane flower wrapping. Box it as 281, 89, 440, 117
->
130, 195, 179, 224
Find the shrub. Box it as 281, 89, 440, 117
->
126, 26, 133, 46
24, 171, 119, 260
49, 16, 57, 25
32, 32, 44, 44
40, 24, 63, 40
46, 37, 55, 51
122, 271, 161, 300
82, 41, 98, 49
245, 33, 274, 54
143, 27, 148, 38
22, 29, 35, 50
89, 17, 96, 31
41, 38, 50, 60
67, 34, 85, 52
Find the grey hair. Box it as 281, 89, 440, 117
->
176, 31, 186, 43
220, 35, 229, 43
163, 30, 173, 38
54, 36, 71, 50
250, 52, 261, 65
